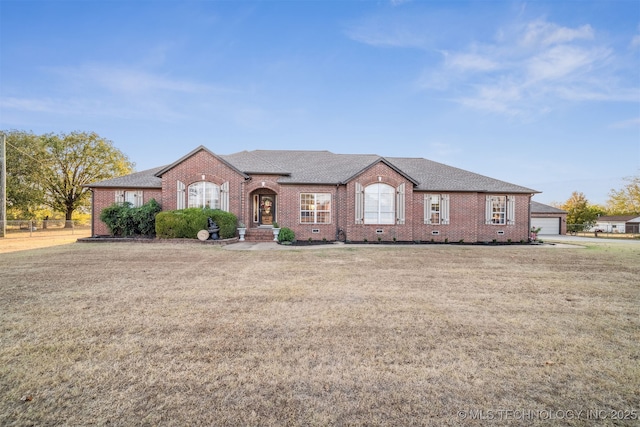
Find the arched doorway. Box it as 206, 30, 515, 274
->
251, 191, 277, 226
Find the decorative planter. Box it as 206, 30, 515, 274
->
237, 227, 246, 241
272, 228, 281, 241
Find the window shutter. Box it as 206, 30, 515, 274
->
396, 183, 405, 225
135, 190, 143, 207
115, 190, 124, 205
355, 182, 364, 224
441, 194, 450, 225
424, 194, 431, 224
507, 195, 515, 225
221, 182, 230, 212
485, 195, 493, 224
177, 181, 185, 210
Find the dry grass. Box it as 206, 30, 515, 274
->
0, 242, 638, 426
0, 229, 92, 254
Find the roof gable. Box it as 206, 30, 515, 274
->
343, 157, 420, 186
154, 145, 249, 179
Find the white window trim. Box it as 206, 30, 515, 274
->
486, 195, 515, 225
300, 193, 331, 224
221, 181, 230, 212
188, 181, 221, 209
355, 182, 364, 224
177, 180, 186, 210
116, 190, 143, 208
424, 194, 450, 225
396, 183, 405, 225
364, 183, 395, 225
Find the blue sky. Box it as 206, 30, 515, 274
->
1, 0, 639, 206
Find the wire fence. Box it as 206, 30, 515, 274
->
566, 223, 640, 239
3, 220, 91, 238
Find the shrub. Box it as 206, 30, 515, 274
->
100, 199, 161, 237
278, 227, 295, 243
155, 208, 237, 239
133, 199, 161, 235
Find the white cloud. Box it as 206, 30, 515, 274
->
412, 17, 636, 116
526, 45, 610, 82
520, 20, 594, 47
631, 35, 640, 48
610, 117, 640, 128
446, 53, 500, 72
53, 64, 222, 95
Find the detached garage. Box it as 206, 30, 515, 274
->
531, 201, 567, 235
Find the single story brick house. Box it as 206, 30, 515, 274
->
531, 201, 567, 235
88, 146, 539, 242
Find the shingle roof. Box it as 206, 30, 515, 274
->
597, 215, 640, 222
88, 166, 165, 188
386, 157, 536, 193
89, 148, 539, 194
531, 201, 567, 214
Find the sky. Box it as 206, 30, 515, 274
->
1, 0, 639, 206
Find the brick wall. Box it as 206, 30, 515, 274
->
91, 187, 162, 236
341, 161, 415, 242
161, 149, 247, 214
276, 184, 339, 242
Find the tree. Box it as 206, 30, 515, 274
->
41, 132, 134, 223
4, 130, 134, 222
4, 130, 48, 218
561, 191, 604, 231
606, 176, 640, 215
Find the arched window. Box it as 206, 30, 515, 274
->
364, 183, 395, 224
188, 182, 220, 209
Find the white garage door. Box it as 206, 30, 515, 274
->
532, 218, 560, 235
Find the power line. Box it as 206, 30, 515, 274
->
5, 140, 49, 166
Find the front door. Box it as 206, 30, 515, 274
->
258, 195, 276, 225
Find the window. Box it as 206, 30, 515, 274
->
188, 182, 220, 209
427, 195, 440, 224
485, 195, 515, 225
490, 196, 506, 224
115, 190, 143, 208
364, 183, 395, 224
424, 194, 450, 224
300, 193, 331, 224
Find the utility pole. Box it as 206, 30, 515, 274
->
0, 133, 6, 238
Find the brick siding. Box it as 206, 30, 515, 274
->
91, 152, 533, 242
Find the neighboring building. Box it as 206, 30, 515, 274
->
592, 215, 640, 234
88, 146, 539, 242
531, 201, 567, 235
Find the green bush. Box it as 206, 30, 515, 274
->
155, 208, 237, 239
99, 199, 162, 237
277, 227, 295, 243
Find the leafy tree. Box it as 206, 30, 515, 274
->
40, 131, 134, 223
606, 176, 640, 215
561, 191, 604, 231
4, 130, 48, 218
4, 130, 134, 223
